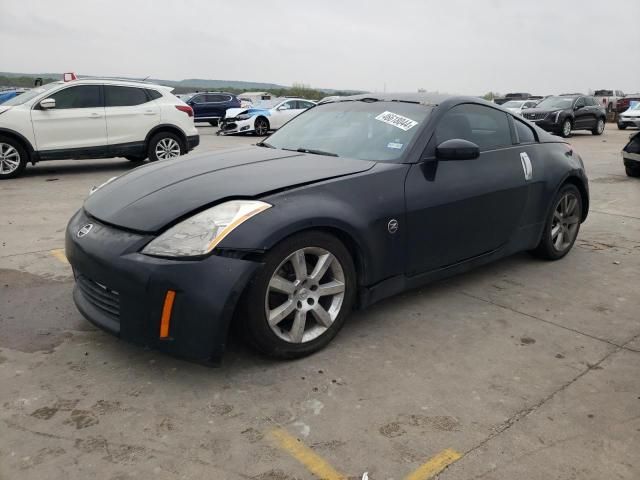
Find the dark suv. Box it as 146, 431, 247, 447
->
182, 92, 241, 126
522, 95, 606, 138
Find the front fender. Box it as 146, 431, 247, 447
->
216, 162, 410, 287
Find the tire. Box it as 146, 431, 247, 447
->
254, 117, 270, 136
592, 117, 605, 135
209, 121, 218, 127
625, 165, 640, 177
560, 119, 572, 138
239, 231, 356, 359
147, 132, 184, 162
531, 184, 583, 260
618, 123, 627, 130
0, 136, 28, 180
125, 155, 146, 162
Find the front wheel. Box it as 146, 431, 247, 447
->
618, 123, 627, 130
560, 119, 572, 138
239, 231, 356, 359
0, 136, 28, 180
254, 117, 270, 136
147, 132, 183, 162
592, 118, 605, 135
531, 184, 583, 260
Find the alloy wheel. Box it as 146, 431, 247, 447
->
155, 138, 181, 159
596, 119, 605, 134
0, 142, 21, 175
562, 120, 572, 137
255, 119, 268, 136
551, 192, 580, 252
265, 247, 346, 344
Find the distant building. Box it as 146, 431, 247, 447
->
240, 91, 273, 103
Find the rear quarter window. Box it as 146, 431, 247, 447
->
105, 86, 150, 107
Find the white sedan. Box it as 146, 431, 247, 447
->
502, 99, 539, 115
218, 98, 316, 136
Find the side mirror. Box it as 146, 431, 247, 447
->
436, 139, 480, 161
277, 105, 289, 111
574, 104, 583, 110
40, 98, 56, 109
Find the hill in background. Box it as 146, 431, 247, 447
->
0, 72, 365, 98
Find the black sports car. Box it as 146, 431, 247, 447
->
66, 94, 589, 362
522, 95, 606, 138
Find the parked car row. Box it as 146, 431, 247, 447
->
521, 94, 606, 138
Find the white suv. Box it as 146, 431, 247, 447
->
0, 78, 199, 179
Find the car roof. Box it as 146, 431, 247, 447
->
62, 78, 172, 90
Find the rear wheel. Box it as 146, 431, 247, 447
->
209, 120, 218, 127
148, 132, 183, 162
531, 184, 583, 260
618, 123, 627, 130
239, 231, 356, 359
0, 136, 28, 180
254, 117, 269, 136
592, 118, 605, 135
560, 119, 572, 138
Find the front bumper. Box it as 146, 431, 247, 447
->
65, 209, 262, 363
186, 134, 200, 151
217, 118, 254, 135
618, 117, 640, 128
529, 117, 562, 133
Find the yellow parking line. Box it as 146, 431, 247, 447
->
50, 248, 69, 264
270, 428, 346, 480
404, 448, 462, 480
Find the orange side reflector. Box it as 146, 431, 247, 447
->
159, 290, 176, 338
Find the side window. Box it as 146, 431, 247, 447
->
207, 94, 225, 103
515, 119, 536, 144
104, 86, 149, 107
286, 100, 298, 109
147, 89, 162, 101
585, 97, 596, 106
191, 95, 205, 104
298, 101, 314, 109
47, 85, 102, 109
435, 103, 511, 149
575, 97, 585, 108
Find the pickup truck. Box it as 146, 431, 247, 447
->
594, 89, 625, 113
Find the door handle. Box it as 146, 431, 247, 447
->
88, 113, 102, 118
144, 110, 157, 116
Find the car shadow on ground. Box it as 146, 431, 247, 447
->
60, 252, 539, 382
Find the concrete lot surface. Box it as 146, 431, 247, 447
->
1, 125, 639, 480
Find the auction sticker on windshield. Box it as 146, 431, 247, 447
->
375, 111, 419, 131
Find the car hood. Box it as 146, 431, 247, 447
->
522, 107, 559, 115
621, 109, 640, 117
225, 107, 270, 119
84, 146, 376, 232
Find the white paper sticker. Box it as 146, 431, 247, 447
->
387, 142, 403, 149
375, 111, 418, 131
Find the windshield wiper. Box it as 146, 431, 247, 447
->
256, 141, 275, 148
295, 148, 338, 157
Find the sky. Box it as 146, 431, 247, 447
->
1, 0, 638, 95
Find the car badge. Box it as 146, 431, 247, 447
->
77, 223, 94, 238
387, 219, 399, 234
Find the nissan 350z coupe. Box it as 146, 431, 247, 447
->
66, 94, 589, 362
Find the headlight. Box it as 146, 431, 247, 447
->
236, 113, 253, 121
553, 111, 562, 123
142, 200, 271, 258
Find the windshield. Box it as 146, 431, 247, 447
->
535, 96, 575, 110
265, 100, 431, 162
2, 82, 60, 106
594, 90, 613, 96
502, 101, 524, 108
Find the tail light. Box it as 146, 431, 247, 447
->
175, 105, 193, 117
